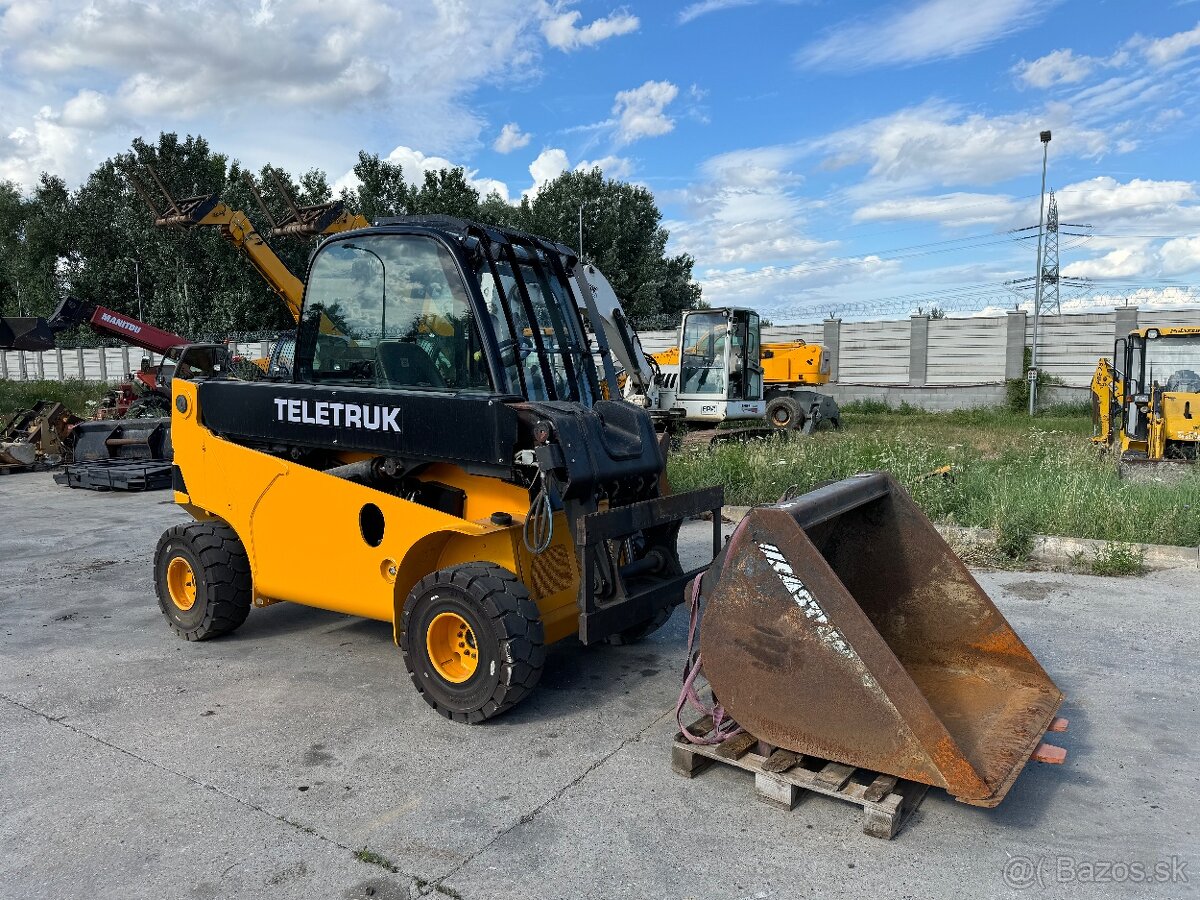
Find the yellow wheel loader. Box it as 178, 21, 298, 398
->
1092, 325, 1200, 476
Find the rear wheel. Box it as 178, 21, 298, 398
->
766, 395, 803, 430
400, 563, 545, 723
154, 522, 252, 640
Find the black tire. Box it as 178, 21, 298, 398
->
154, 522, 253, 641
605, 603, 675, 646
400, 563, 544, 724
766, 395, 803, 430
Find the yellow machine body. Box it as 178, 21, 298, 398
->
170, 379, 583, 645
1092, 325, 1200, 467
651, 339, 830, 387
759, 341, 830, 386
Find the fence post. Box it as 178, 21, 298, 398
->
17, 351, 27, 380
0, 350, 7, 379
1004, 310, 1027, 380
76, 347, 85, 379
908, 314, 929, 387
823, 318, 841, 382
97, 347, 108, 381
35, 351, 45, 379
55, 348, 64, 379
1113, 305, 1138, 338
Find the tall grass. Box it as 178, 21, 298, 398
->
0, 379, 112, 419
670, 406, 1200, 547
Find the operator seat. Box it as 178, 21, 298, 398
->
376, 341, 446, 389
1165, 369, 1200, 393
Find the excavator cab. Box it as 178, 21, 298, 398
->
657, 308, 766, 424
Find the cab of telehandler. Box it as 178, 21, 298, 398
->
155, 217, 721, 722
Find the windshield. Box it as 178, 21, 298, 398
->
294, 234, 492, 392
679, 311, 729, 396
1145, 334, 1200, 393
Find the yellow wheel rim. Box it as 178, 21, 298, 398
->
425, 612, 479, 684
166, 556, 198, 611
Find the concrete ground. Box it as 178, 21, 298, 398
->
0, 473, 1196, 900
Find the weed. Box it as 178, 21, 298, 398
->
669, 405, 1200, 548
995, 513, 1038, 561
1090, 542, 1147, 577
354, 849, 400, 874
0, 379, 112, 418
435, 887, 464, 899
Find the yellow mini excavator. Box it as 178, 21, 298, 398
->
153, 215, 1065, 809
1092, 324, 1200, 475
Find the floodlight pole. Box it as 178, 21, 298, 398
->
1029, 130, 1051, 416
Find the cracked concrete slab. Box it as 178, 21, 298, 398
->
1, 472, 1197, 899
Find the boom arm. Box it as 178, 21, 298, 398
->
0, 295, 187, 356
137, 187, 306, 320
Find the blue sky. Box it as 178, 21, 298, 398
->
2, 0, 1199, 322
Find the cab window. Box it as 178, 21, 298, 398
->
296, 235, 492, 392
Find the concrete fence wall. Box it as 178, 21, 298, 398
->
635, 305, 1199, 391
5, 308, 1198, 411
0, 341, 273, 382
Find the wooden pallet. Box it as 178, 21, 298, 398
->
672, 718, 927, 839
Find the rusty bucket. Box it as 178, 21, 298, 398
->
699, 472, 1064, 807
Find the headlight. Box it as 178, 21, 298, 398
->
1134, 393, 1150, 404
1146, 328, 1160, 340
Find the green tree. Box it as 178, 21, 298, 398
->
408, 167, 480, 219
341, 152, 409, 220
505, 167, 701, 328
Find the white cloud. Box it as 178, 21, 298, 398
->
1132, 21, 1200, 66
854, 192, 1023, 227
526, 148, 571, 196
1062, 244, 1154, 279
798, 0, 1046, 72
612, 80, 679, 144
0, 1, 552, 188
576, 155, 634, 180
539, 2, 639, 51
493, 122, 531, 154
523, 148, 634, 197
1159, 235, 1200, 276
668, 145, 837, 275
1013, 49, 1099, 88
1056, 176, 1198, 222
679, 0, 761, 24
334, 145, 510, 202
815, 100, 1111, 194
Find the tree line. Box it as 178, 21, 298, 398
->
0, 133, 702, 345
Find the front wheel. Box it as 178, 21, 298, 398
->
400, 563, 545, 724
766, 395, 803, 430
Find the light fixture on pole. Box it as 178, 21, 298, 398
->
1029, 129, 1051, 416
130, 258, 143, 321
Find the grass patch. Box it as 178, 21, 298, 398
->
354, 848, 401, 874
669, 404, 1200, 548
1089, 542, 1148, 577
0, 379, 112, 418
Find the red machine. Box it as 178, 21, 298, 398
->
2, 296, 188, 418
